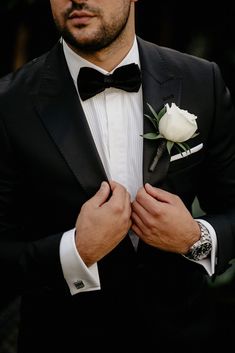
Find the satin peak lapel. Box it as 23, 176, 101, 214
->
137, 37, 182, 187
31, 43, 108, 198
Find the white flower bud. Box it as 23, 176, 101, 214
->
159, 103, 198, 142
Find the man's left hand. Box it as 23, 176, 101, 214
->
131, 183, 200, 254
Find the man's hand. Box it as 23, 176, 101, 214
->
131, 183, 200, 254
75, 180, 132, 267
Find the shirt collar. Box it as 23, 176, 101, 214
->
62, 36, 140, 83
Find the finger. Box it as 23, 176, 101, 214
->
90, 181, 111, 207
132, 199, 150, 221
132, 199, 158, 231
131, 223, 142, 238
131, 210, 148, 234
109, 180, 129, 205
125, 190, 132, 211
144, 183, 174, 203
135, 187, 162, 216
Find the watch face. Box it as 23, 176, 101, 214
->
191, 241, 212, 261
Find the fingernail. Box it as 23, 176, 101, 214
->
101, 181, 107, 189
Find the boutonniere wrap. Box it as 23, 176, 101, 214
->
142, 102, 199, 171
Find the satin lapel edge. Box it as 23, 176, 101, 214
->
31, 43, 108, 198
137, 38, 182, 187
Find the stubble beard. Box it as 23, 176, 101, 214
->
54, 4, 131, 53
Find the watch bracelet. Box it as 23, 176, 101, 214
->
184, 221, 212, 261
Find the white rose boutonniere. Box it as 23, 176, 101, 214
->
142, 102, 199, 171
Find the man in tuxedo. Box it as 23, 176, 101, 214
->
0, 0, 235, 352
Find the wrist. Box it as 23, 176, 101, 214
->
184, 221, 212, 261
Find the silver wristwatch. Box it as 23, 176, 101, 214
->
184, 222, 212, 261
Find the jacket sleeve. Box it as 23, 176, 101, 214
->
0, 115, 68, 296
196, 62, 235, 275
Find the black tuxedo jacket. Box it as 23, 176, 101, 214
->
1, 37, 235, 352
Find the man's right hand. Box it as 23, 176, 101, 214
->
75, 180, 132, 267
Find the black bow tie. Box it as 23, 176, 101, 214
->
77, 63, 141, 101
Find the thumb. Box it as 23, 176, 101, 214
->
92, 181, 111, 207
144, 183, 171, 203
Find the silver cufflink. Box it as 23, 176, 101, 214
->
74, 280, 85, 289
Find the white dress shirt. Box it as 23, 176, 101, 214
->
59, 37, 217, 295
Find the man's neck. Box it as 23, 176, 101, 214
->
67, 34, 135, 72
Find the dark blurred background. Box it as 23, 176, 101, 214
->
1, 1, 235, 352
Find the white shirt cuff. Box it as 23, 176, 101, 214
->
188, 219, 217, 276
59, 228, 101, 295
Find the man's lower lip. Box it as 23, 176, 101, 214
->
69, 16, 93, 25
